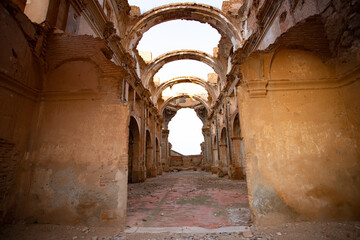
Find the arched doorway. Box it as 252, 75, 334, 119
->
145, 130, 154, 178
230, 113, 245, 179
128, 117, 140, 183
145, 130, 151, 178
220, 127, 228, 175
212, 135, 218, 173
155, 137, 161, 175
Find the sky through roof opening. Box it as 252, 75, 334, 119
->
129, 1, 218, 155
137, 20, 221, 60
128, 0, 222, 13
168, 108, 204, 155
162, 83, 208, 101
154, 60, 215, 84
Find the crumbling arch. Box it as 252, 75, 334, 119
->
143, 50, 223, 86
160, 94, 210, 115
124, 3, 242, 54
160, 83, 209, 105
231, 113, 246, 177
153, 76, 216, 104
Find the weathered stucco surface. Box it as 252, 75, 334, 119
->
238, 47, 360, 223
1, 0, 359, 229
20, 33, 131, 227
26, 99, 129, 226
0, 0, 41, 223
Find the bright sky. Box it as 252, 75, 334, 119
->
155, 60, 215, 84
128, 0, 223, 13
162, 83, 208, 101
168, 108, 204, 155
138, 20, 221, 59
128, 1, 220, 155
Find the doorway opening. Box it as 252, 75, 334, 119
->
126, 109, 250, 229
145, 130, 153, 178
128, 117, 140, 183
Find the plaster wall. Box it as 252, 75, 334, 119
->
0, 1, 41, 223
23, 58, 130, 227
133, 98, 143, 120
25, 98, 129, 227
0, 2, 41, 90
339, 80, 360, 154
170, 155, 202, 168
237, 49, 360, 223
0, 12, 131, 226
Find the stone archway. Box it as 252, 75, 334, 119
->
155, 137, 161, 175
128, 116, 141, 183
145, 130, 154, 178
159, 94, 210, 115
124, 3, 242, 54
143, 50, 224, 87
153, 76, 217, 105
230, 113, 244, 179
220, 127, 228, 175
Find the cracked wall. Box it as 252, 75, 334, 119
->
1, 0, 360, 228
237, 48, 360, 223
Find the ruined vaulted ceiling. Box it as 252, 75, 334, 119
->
122, 1, 246, 114
123, 3, 243, 52
153, 76, 216, 104
142, 50, 224, 87
160, 94, 210, 114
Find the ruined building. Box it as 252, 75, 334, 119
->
0, 0, 359, 230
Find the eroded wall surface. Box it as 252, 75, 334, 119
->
237, 48, 360, 223
0, 0, 42, 223
20, 34, 130, 227
1, 0, 132, 227
26, 96, 129, 227
2, 0, 360, 228
170, 155, 202, 168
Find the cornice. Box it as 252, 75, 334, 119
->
267, 73, 360, 91
40, 90, 102, 102
246, 79, 268, 98
0, 72, 39, 101
240, 65, 360, 94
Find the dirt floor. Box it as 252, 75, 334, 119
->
0, 221, 360, 240
0, 171, 359, 240
127, 171, 250, 228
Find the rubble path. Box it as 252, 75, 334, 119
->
1, 171, 359, 239
1, 221, 360, 240
127, 171, 250, 229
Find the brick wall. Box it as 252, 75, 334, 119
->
0, 139, 17, 219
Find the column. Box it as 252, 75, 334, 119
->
202, 127, 212, 171
161, 129, 170, 172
